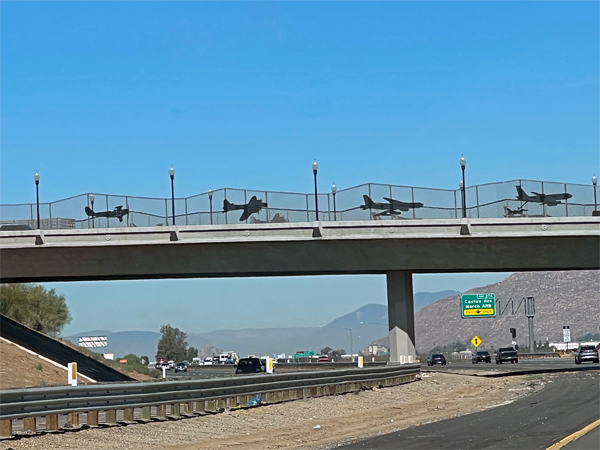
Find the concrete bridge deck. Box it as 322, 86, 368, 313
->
1, 217, 598, 283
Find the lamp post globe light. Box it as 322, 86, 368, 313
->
169, 166, 176, 225
312, 160, 319, 221
331, 182, 337, 221
459, 155, 467, 218
208, 188, 214, 225
593, 174, 598, 215
34, 171, 40, 229
89, 193, 95, 228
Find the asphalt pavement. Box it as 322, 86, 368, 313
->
343, 369, 599, 449
563, 423, 600, 450
424, 357, 599, 377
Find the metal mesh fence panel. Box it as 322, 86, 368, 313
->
0, 203, 36, 226
1, 180, 595, 227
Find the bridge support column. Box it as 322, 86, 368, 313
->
387, 271, 416, 363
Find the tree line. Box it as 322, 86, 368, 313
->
156, 324, 198, 362
0, 283, 71, 336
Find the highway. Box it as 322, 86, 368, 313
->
423, 357, 599, 376
165, 358, 598, 380
343, 368, 599, 449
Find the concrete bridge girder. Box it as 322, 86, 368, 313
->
1, 218, 599, 363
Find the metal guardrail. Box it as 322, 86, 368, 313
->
0, 364, 420, 437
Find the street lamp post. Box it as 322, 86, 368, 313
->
460, 155, 466, 218
458, 180, 464, 219
331, 182, 337, 221
169, 166, 175, 225
312, 160, 319, 221
208, 188, 213, 225
593, 175, 598, 215
34, 171, 40, 229
90, 193, 95, 228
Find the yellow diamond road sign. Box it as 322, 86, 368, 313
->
471, 336, 482, 347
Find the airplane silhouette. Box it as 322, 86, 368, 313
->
515, 186, 572, 207
250, 213, 289, 224
223, 196, 268, 221
361, 195, 424, 217
503, 206, 528, 217
84, 205, 129, 222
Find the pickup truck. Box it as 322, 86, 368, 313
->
495, 347, 518, 364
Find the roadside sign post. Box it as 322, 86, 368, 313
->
461, 294, 496, 318
67, 362, 77, 387
563, 326, 571, 352
358, 356, 364, 368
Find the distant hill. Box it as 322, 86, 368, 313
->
414, 291, 460, 312
414, 270, 600, 353
62, 290, 480, 358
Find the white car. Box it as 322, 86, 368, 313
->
203, 358, 213, 365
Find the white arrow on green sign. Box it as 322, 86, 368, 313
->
461, 293, 496, 318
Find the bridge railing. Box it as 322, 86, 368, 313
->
0, 180, 596, 229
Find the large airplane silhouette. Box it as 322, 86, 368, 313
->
84, 205, 129, 222
361, 195, 424, 217
223, 196, 267, 221
515, 186, 572, 207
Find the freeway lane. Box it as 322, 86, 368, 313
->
424, 357, 599, 376
343, 370, 599, 449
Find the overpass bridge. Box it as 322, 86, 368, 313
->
2, 216, 598, 363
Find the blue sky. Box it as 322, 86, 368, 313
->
1, 2, 598, 335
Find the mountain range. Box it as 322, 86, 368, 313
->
66, 271, 600, 358
413, 270, 599, 352
64, 290, 458, 359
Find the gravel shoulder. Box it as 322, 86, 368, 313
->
0, 372, 545, 450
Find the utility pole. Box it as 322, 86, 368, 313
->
525, 297, 535, 352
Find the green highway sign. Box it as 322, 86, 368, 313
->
461, 293, 496, 318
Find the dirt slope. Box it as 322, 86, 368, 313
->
0, 339, 89, 389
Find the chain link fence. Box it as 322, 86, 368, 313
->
1, 180, 596, 229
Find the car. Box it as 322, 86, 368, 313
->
427, 353, 446, 366
495, 347, 518, 364
155, 357, 169, 369
472, 351, 491, 364
574, 344, 599, 364
203, 357, 213, 365
235, 357, 264, 374
174, 362, 188, 372
318, 356, 330, 362
224, 358, 235, 364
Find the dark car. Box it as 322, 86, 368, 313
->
174, 362, 187, 372
495, 347, 518, 364
235, 357, 264, 374
574, 345, 599, 364
472, 351, 491, 364
427, 353, 446, 366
